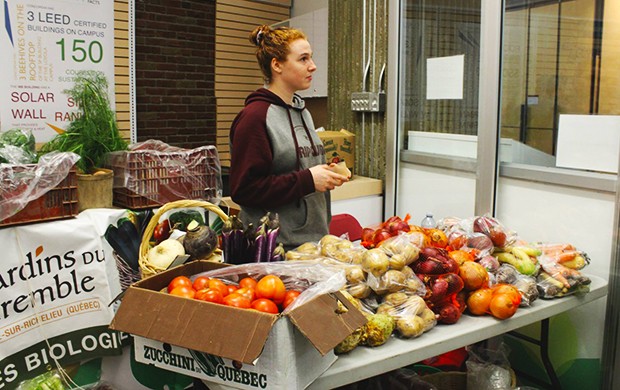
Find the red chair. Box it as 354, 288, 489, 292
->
329, 213, 363, 241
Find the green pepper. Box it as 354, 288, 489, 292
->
168, 210, 205, 231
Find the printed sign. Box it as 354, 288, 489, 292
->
0, 0, 115, 142
0, 216, 120, 389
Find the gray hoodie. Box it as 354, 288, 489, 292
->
229, 88, 331, 252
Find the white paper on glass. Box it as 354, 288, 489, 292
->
556, 114, 620, 173
426, 54, 464, 100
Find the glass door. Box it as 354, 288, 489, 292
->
387, 1, 620, 387
495, 1, 620, 388
386, 0, 500, 224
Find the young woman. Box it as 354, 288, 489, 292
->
229, 25, 349, 252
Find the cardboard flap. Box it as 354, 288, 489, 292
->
110, 285, 278, 364
287, 291, 367, 355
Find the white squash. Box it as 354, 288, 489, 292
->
148, 238, 185, 269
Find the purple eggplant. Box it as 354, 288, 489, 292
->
254, 223, 267, 262
270, 243, 285, 262
221, 218, 233, 263
265, 213, 280, 262
243, 223, 256, 263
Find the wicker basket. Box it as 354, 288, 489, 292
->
139, 199, 229, 278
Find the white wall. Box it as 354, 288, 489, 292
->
332, 195, 384, 229
496, 177, 615, 280
291, 0, 328, 17
397, 162, 477, 225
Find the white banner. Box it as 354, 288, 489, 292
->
0, 215, 120, 389
0, 0, 115, 142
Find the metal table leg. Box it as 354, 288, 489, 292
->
507, 318, 562, 389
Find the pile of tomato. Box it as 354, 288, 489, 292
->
167, 274, 301, 314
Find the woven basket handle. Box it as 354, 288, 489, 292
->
139, 200, 229, 273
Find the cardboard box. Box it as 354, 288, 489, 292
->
133, 319, 332, 389
318, 129, 355, 172
109, 261, 366, 389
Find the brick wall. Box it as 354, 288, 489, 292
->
134, 0, 216, 148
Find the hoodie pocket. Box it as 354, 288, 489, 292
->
289, 198, 310, 232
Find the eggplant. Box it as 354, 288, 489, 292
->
137, 209, 154, 237
105, 224, 139, 272
221, 218, 233, 263
270, 243, 285, 262
254, 223, 267, 263
117, 218, 141, 269
265, 212, 280, 262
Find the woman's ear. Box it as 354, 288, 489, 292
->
271, 57, 283, 74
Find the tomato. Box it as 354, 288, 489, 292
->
169, 285, 195, 299
255, 275, 286, 304
282, 290, 301, 309
223, 293, 251, 309
239, 277, 258, 290
208, 279, 230, 297
195, 288, 223, 304
251, 298, 279, 314
168, 276, 192, 293
227, 284, 239, 295
236, 287, 256, 301
192, 276, 210, 291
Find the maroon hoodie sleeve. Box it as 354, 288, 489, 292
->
229, 102, 315, 210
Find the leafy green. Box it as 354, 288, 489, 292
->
0, 128, 35, 150
39, 70, 128, 174
18, 370, 66, 390
0, 128, 37, 163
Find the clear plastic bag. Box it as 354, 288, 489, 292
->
16, 369, 66, 390
493, 264, 539, 306
0, 152, 79, 221
466, 340, 515, 390
0, 128, 36, 164
533, 242, 591, 298
377, 292, 437, 338
282, 234, 434, 338
438, 215, 517, 257
379, 234, 422, 268
319, 234, 368, 263
105, 139, 223, 205
533, 242, 590, 270
188, 260, 347, 313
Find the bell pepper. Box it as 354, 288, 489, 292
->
153, 219, 171, 244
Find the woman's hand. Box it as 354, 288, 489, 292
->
309, 164, 350, 192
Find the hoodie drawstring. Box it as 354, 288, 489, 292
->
299, 113, 318, 156
286, 110, 303, 208
286, 110, 302, 172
